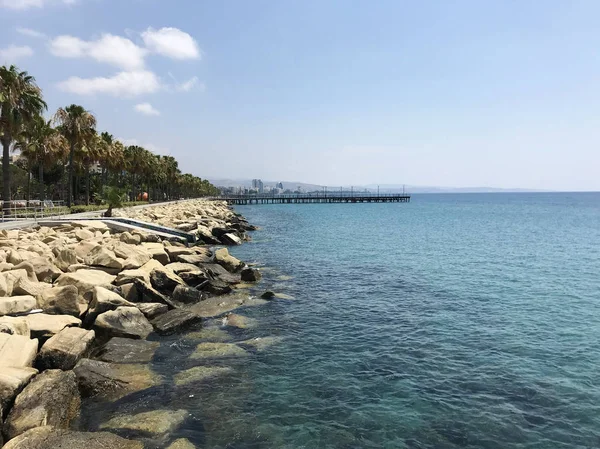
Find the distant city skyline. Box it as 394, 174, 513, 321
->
1, 1, 599, 191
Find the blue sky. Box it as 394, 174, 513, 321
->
1, 0, 598, 191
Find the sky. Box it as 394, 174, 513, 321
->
1, 0, 599, 191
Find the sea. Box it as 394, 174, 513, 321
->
87, 192, 600, 448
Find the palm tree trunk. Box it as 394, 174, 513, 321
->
85, 167, 90, 206
39, 163, 44, 201
2, 138, 11, 216
67, 143, 75, 207
26, 171, 31, 204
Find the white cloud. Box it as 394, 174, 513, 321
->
16, 27, 47, 38
49, 34, 147, 70
118, 138, 169, 155
0, 45, 33, 62
176, 76, 204, 92
142, 27, 200, 60
1, 0, 77, 9
134, 102, 160, 116
58, 70, 161, 97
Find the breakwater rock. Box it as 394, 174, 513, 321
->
0, 200, 263, 447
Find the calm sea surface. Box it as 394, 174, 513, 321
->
87, 193, 600, 448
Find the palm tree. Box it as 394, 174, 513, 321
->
0, 65, 47, 213
53, 104, 96, 207
124, 145, 148, 201
15, 117, 68, 201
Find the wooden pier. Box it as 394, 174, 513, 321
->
217, 193, 411, 205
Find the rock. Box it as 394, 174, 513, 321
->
172, 285, 208, 305
202, 279, 232, 295
120, 231, 141, 245
136, 302, 168, 319
96, 337, 160, 364
2, 269, 30, 296
0, 295, 37, 316
73, 241, 100, 259
120, 283, 139, 302
142, 244, 170, 265
122, 252, 151, 270
260, 290, 276, 299
55, 269, 116, 312
54, 248, 77, 271
11, 262, 38, 282
85, 247, 124, 270
173, 366, 232, 387
115, 268, 150, 286
1, 426, 144, 449
240, 267, 262, 282
165, 262, 202, 274
0, 316, 29, 337
74, 358, 161, 401
0, 271, 8, 295
0, 366, 37, 416
75, 228, 94, 241
26, 313, 81, 340
132, 279, 175, 307
189, 342, 247, 360
184, 326, 232, 343
151, 309, 202, 335
140, 258, 165, 273
223, 313, 257, 329
0, 333, 38, 368
100, 409, 188, 438
38, 285, 79, 316
72, 220, 109, 232
36, 327, 95, 370
86, 286, 135, 324
12, 275, 49, 297
150, 268, 185, 294
94, 306, 153, 339
211, 227, 228, 238
199, 263, 241, 284
176, 253, 212, 265
164, 246, 194, 259
4, 369, 80, 440
239, 336, 282, 351
179, 271, 209, 287
214, 248, 244, 272
220, 233, 242, 245
188, 295, 246, 318
28, 257, 62, 282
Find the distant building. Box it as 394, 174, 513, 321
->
252, 179, 264, 193
276, 182, 284, 189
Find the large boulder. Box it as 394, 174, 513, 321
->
11, 262, 39, 282
96, 337, 160, 364
85, 247, 124, 270
99, 409, 188, 438
36, 327, 95, 370
189, 342, 247, 360
2, 270, 30, 297
12, 275, 49, 297
214, 248, 244, 272
25, 313, 81, 340
171, 285, 208, 305
119, 232, 141, 245
0, 366, 37, 417
38, 285, 79, 317
29, 257, 63, 282
0, 295, 37, 316
4, 369, 81, 440
86, 286, 135, 324
75, 228, 94, 241
114, 269, 150, 286
0, 333, 38, 367
176, 253, 212, 265
151, 309, 202, 335
113, 243, 152, 269
74, 358, 161, 401
132, 279, 175, 308
179, 271, 210, 288
0, 316, 29, 337
73, 241, 100, 258
94, 306, 153, 340
54, 248, 77, 271
164, 246, 194, 260
2, 426, 144, 449
165, 262, 202, 274
141, 243, 170, 265
55, 270, 116, 312
150, 268, 185, 294
135, 302, 168, 319
240, 267, 262, 282
220, 233, 242, 245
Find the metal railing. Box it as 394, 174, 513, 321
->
0, 200, 69, 222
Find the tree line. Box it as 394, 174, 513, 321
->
0, 65, 219, 212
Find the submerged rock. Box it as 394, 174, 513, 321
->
4, 369, 80, 440
166, 438, 197, 449
189, 342, 247, 360
74, 358, 161, 401
36, 327, 95, 370
2, 426, 144, 449
96, 337, 160, 364
184, 326, 232, 342
100, 409, 188, 437
222, 313, 257, 329
239, 336, 282, 351
173, 366, 232, 387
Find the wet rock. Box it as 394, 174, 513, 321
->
202, 279, 232, 296
151, 309, 202, 335
166, 438, 197, 449
74, 359, 161, 401
100, 409, 188, 438
260, 290, 276, 299
188, 295, 246, 318
173, 366, 232, 387
38, 285, 79, 316
220, 233, 242, 245
0, 295, 37, 316
94, 306, 153, 340
198, 263, 241, 284
25, 313, 81, 340
36, 327, 95, 370
0, 333, 38, 367
135, 302, 168, 319
184, 326, 232, 342
172, 285, 208, 305
96, 337, 160, 364
190, 342, 247, 360
214, 248, 244, 272
0, 366, 37, 416
240, 267, 262, 282
150, 268, 185, 294
239, 336, 282, 351
4, 369, 80, 440
222, 313, 257, 329
1, 426, 144, 449
86, 286, 135, 324
0, 316, 29, 337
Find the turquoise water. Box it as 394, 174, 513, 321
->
224, 193, 600, 449
83, 193, 600, 448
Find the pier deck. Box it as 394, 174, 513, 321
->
218, 193, 411, 205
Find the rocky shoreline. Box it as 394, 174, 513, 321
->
0, 200, 270, 448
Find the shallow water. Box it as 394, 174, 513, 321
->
84, 193, 600, 448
